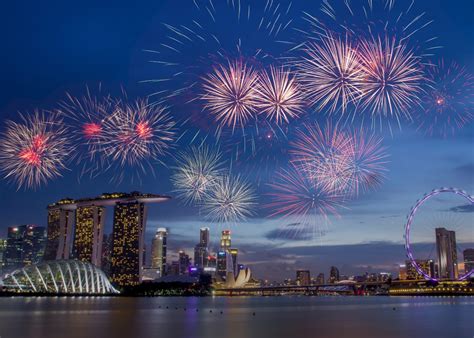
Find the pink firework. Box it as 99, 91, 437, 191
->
417, 59, 474, 137
102, 99, 176, 170
290, 122, 353, 195
345, 130, 388, 196
0, 111, 71, 189
296, 32, 364, 114
255, 66, 306, 124
267, 165, 342, 225
357, 36, 425, 125
202, 59, 259, 131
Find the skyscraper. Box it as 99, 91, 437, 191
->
436, 228, 458, 280
0, 238, 6, 274
73, 204, 106, 266
151, 228, 167, 276
217, 250, 227, 280
229, 248, 238, 275
44, 199, 76, 261
329, 266, 340, 283
220, 230, 231, 249
178, 250, 191, 275
22, 225, 46, 265
463, 248, 474, 275
194, 227, 210, 269
316, 273, 325, 285
3, 225, 46, 271
296, 270, 311, 286
110, 201, 148, 286
200, 227, 210, 247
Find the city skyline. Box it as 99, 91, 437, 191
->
0, 0, 473, 281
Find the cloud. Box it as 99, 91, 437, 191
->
264, 223, 327, 241
449, 204, 474, 213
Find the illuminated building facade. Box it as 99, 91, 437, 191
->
194, 227, 210, 270
44, 199, 75, 261
464, 249, 474, 275
0, 238, 6, 274
3, 225, 46, 271
110, 201, 147, 286
399, 264, 407, 280
229, 248, 238, 275
178, 250, 191, 275
217, 250, 227, 279
73, 205, 105, 266
406, 259, 435, 280
151, 228, 167, 276
329, 266, 340, 283
220, 230, 231, 249
436, 228, 458, 279
296, 270, 311, 286
316, 273, 325, 285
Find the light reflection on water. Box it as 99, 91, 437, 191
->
0, 296, 472, 338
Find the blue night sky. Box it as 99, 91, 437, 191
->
0, 0, 473, 280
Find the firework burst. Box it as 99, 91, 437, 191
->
295, 33, 364, 114
171, 145, 225, 205
202, 60, 259, 131
290, 122, 353, 195
357, 36, 425, 125
0, 111, 71, 189
102, 99, 176, 171
345, 130, 388, 195
255, 66, 306, 124
202, 174, 256, 224
266, 164, 344, 239
417, 60, 474, 137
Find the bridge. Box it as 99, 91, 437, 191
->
216, 281, 389, 296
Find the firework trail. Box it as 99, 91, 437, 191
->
266, 164, 344, 239
255, 65, 306, 124
345, 130, 388, 195
202, 59, 259, 131
357, 35, 425, 126
101, 99, 176, 176
171, 145, 226, 205
0, 111, 72, 189
295, 32, 364, 114
202, 174, 256, 224
290, 122, 353, 195
305, 0, 440, 57
143, 0, 295, 103
416, 59, 474, 137
58, 87, 113, 177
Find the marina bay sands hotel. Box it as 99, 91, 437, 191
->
43, 192, 170, 286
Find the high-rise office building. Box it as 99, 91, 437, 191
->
436, 228, 458, 279
44, 199, 76, 261
73, 205, 106, 266
194, 227, 210, 269
178, 250, 191, 275
217, 250, 227, 279
151, 228, 167, 276
463, 248, 474, 275
405, 259, 435, 280
398, 264, 407, 280
22, 225, 46, 265
296, 270, 311, 286
110, 201, 148, 286
200, 227, 210, 247
329, 266, 340, 283
0, 238, 6, 274
220, 230, 231, 250
316, 273, 325, 285
3, 225, 46, 271
229, 248, 238, 275
4, 226, 24, 270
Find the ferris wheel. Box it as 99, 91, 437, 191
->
404, 187, 474, 281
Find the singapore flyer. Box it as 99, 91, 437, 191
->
405, 187, 474, 282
